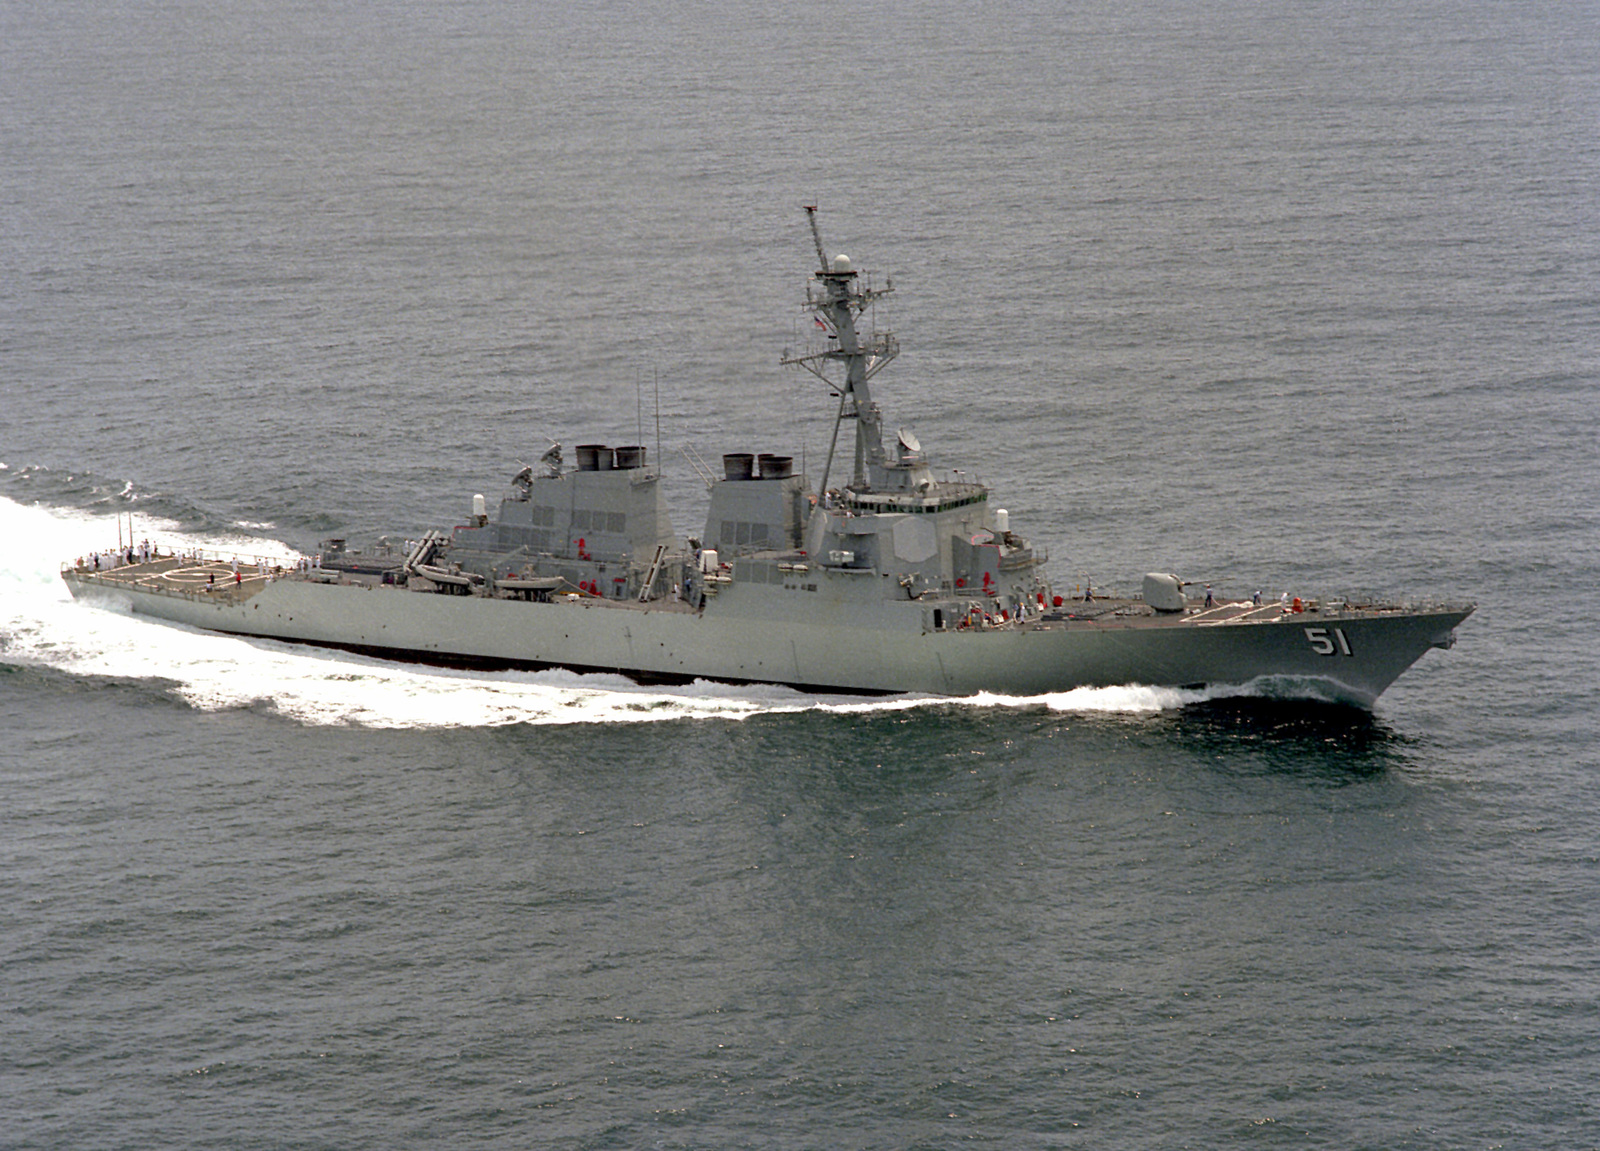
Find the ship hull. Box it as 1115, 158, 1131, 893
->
63, 569, 1470, 706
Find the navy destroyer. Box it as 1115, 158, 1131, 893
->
62, 210, 1472, 705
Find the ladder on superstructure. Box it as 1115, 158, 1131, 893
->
678, 444, 718, 490
638, 543, 669, 602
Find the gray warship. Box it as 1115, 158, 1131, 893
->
62, 210, 1472, 705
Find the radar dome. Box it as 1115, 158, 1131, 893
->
831, 253, 853, 273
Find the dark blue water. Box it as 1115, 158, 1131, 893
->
4, 1, 1598, 1146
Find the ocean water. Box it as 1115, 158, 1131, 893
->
3, 0, 1598, 1147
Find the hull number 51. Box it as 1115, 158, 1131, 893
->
1305, 627, 1353, 656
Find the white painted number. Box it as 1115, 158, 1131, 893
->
1304, 627, 1354, 656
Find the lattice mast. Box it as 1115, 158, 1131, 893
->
781, 206, 899, 493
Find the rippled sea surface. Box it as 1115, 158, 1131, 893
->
3, 1, 1598, 1146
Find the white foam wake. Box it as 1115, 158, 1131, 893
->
2, 496, 1237, 729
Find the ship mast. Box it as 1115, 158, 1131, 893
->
781, 206, 898, 492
